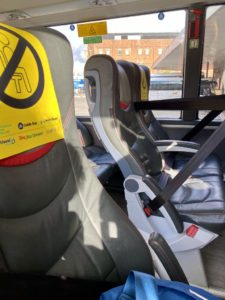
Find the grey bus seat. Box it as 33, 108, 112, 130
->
0, 27, 155, 282
76, 119, 118, 183
0, 26, 192, 290
84, 55, 225, 233
136, 63, 222, 178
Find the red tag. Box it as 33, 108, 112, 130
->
186, 224, 199, 238
120, 101, 130, 110
189, 9, 202, 39
144, 207, 151, 217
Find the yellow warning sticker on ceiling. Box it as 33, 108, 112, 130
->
140, 69, 148, 101
77, 21, 107, 37
0, 23, 64, 159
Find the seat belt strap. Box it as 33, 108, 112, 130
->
135, 95, 224, 143
134, 96, 224, 141
182, 110, 222, 141
134, 95, 225, 111
151, 119, 225, 209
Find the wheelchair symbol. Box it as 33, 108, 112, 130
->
0, 25, 44, 109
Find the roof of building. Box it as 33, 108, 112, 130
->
102, 32, 177, 40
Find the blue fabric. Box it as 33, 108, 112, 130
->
100, 271, 220, 300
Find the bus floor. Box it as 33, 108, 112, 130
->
202, 229, 225, 289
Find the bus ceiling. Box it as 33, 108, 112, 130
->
1, 0, 225, 28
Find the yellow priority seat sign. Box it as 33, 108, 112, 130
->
0, 23, 64, 159
140, 69, 148, 101
77, 21, 107, 37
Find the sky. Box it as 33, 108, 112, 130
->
107, 10, 186, 33
54, 10, 186, 39
53, 10, 186, 75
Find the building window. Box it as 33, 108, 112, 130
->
145, 48, 150, 55
117, 48, 123, 55
158, 48, 163, 55
106, 48, 111, 55
115, 35, 121, 40
128, 35, 141, 40
125, 48, 131, 55
137, 48, 143, 55
98, 48, 103, 54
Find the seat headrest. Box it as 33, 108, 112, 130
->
85, 55, 134, 130
117, 61, 152, 126
117, 60, 150, 102
0, 24, 74, 166
117, 60, 140, 103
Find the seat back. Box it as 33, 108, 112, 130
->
0, 25, 153, 282
118, 61, 169, 141
84, 55, 163, 179
85, 55, 184, 235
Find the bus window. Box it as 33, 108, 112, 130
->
52, 10, 186, 118
149, 75, 183, 99
200, 5, 225, 121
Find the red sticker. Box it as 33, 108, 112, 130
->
186, 224, 199, 238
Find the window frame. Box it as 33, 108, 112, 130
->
53, 6, 216, 121
182, 5, 206, 121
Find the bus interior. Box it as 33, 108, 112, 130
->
1, 0, 225, 298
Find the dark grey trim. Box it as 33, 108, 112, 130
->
149, 233, 188, 284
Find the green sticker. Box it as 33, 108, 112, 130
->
189, 39, 199, 49
83, 36, 102, 44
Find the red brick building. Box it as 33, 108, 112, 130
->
87, 33, 176, 73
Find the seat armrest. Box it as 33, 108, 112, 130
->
124, 175, 184, 234
155, 140, 200, 153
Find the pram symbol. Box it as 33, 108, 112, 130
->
0, 26, 44, 109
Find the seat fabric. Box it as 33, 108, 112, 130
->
0, 27, 153, 282
84, 55, 225, 233
172, 153, 222, 177
170, 176, 225, 232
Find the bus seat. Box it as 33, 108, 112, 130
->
122, 61, 222, 178
84, 55, 225, 233
0, 26, 155, 281
76, 119, 118, 184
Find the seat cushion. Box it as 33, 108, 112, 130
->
84, 146, 116, 165
170, 176, 225, 233
84, 146, 118, 183
172, 153, 223, 177
76, 119, 93, 147
90, 162, 118, 183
